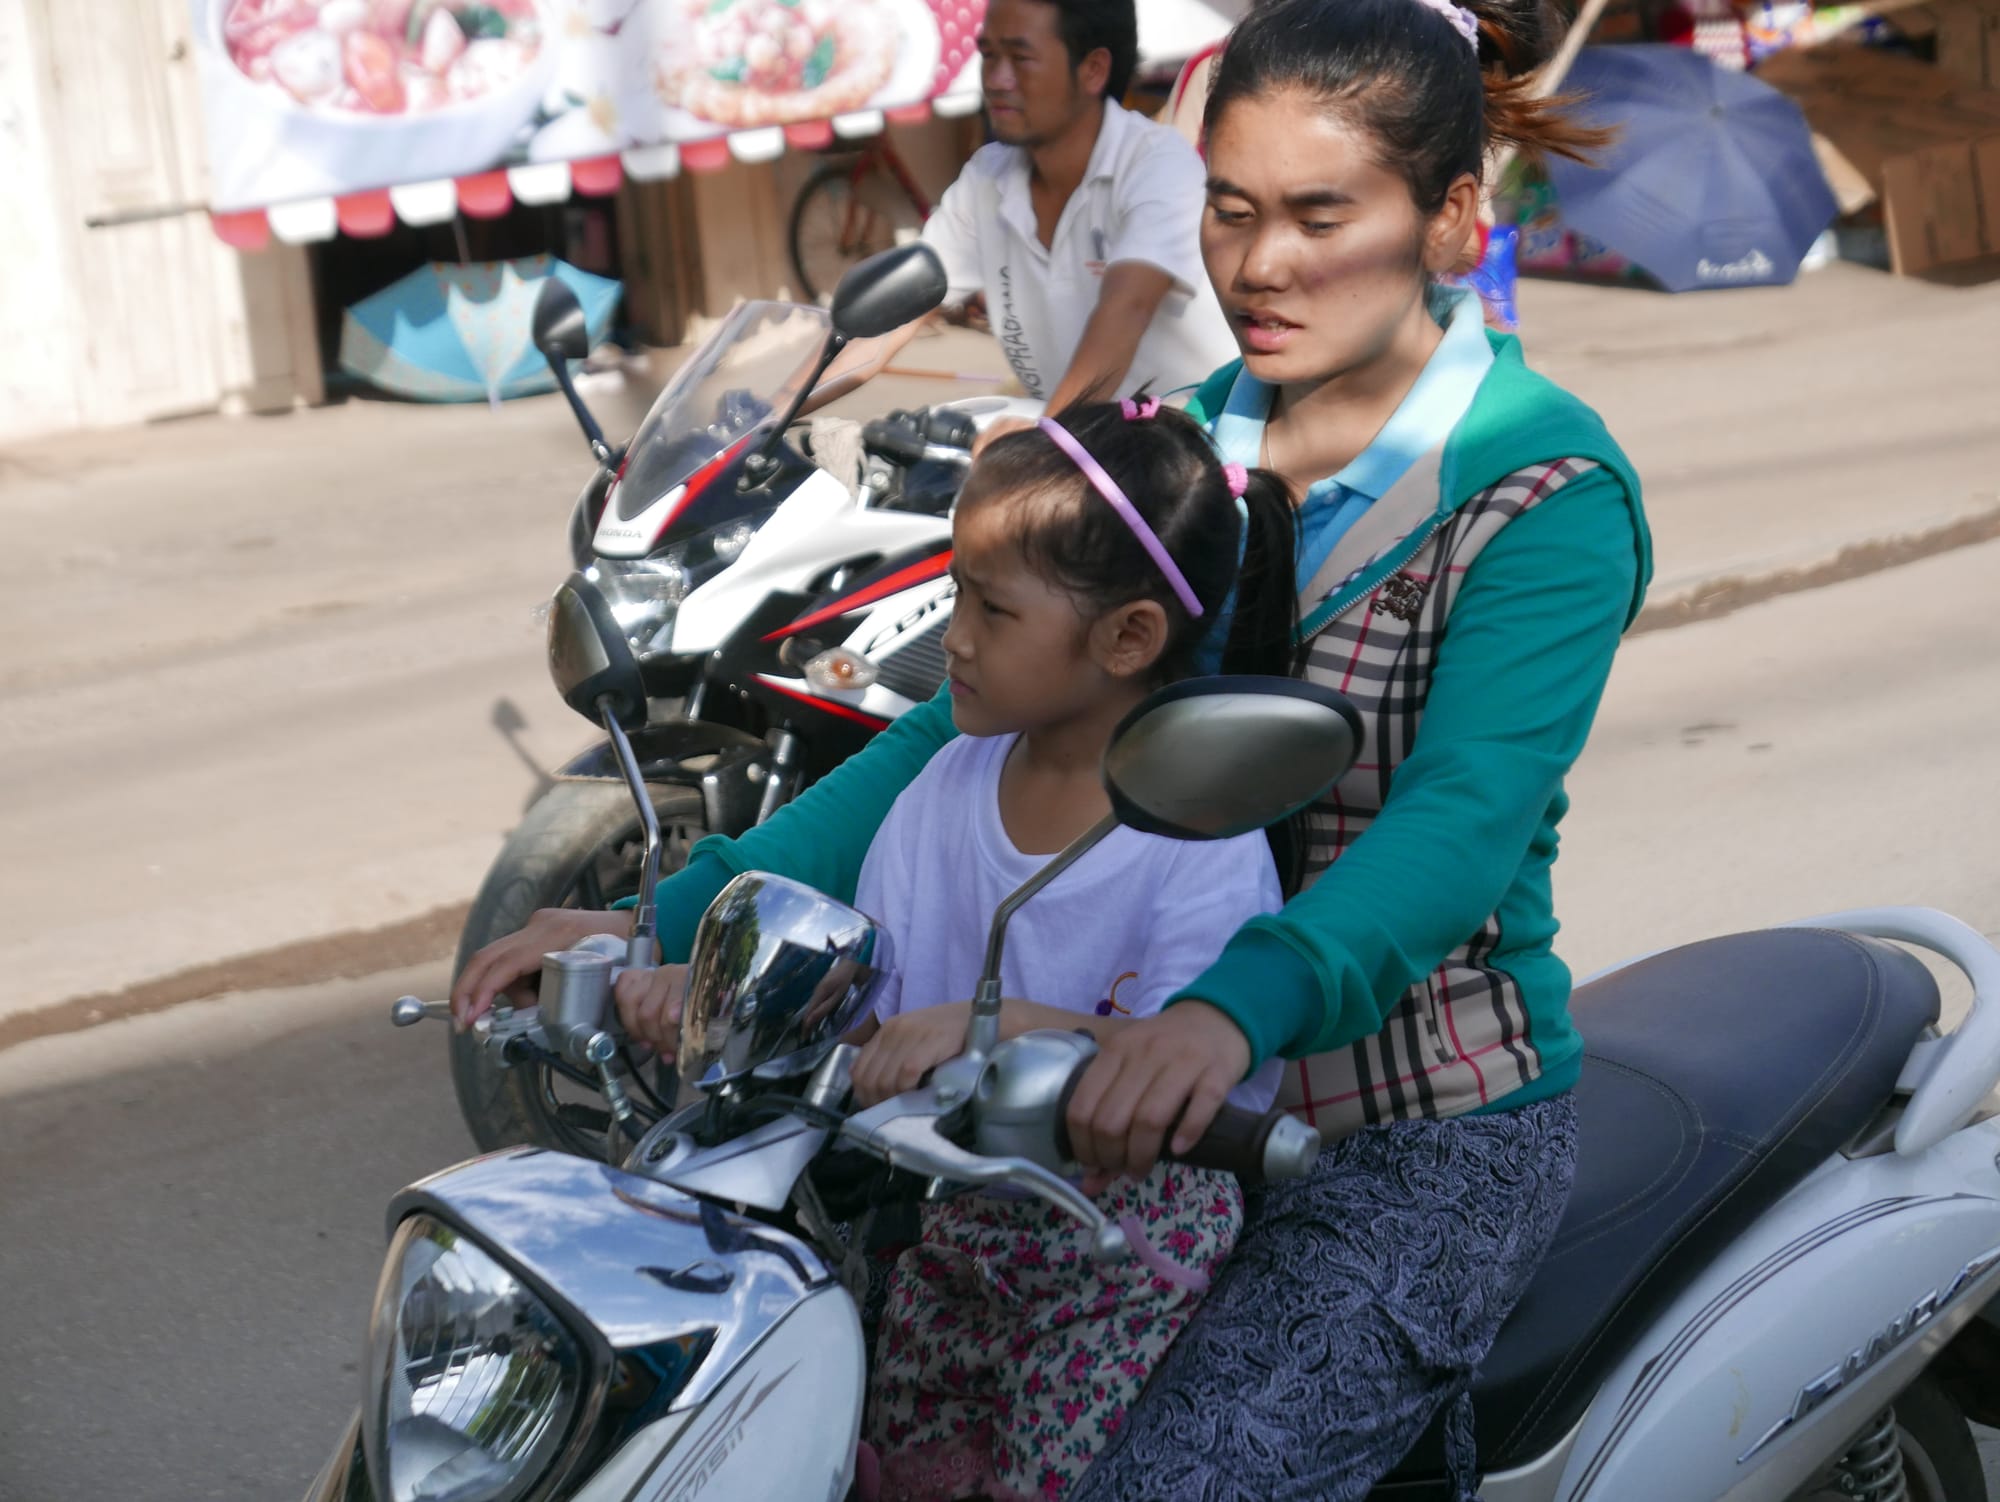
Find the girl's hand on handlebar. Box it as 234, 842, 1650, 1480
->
450, 908, 631, 1030
1064, 1002, 1252, 1181
852, 1002, 971, 1106
614, 964, 689, 1056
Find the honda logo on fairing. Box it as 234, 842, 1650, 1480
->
1739, 1245, 2000, 1463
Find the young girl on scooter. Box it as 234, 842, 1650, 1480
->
842, 396, 1301, 1502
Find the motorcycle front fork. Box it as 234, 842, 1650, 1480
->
757, 728, 806, 824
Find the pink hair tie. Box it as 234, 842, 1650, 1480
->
1223, 463, 1249, 499
1036, 417, 1205, 618
1414, 0, 1481, 49
1120, 396, 1162, 421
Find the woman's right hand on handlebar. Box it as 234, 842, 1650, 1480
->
450, 908, 632, 1030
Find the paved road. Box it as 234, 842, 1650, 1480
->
0, 961, 467, 1502
4, 268, 1997, 1023
6, 537, 2000, 1500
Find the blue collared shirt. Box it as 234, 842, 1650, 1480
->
1215, 285, 1495, 585
1196, 287, 1494, 670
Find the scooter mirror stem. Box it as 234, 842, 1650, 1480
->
601, 700, 664, 969
967, 814, 1120, 1057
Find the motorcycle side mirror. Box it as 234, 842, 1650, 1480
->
828, 242, 949, 341
546, 570, 667, 967
532, 277, 591, 362
547, 571, 647, 731
956, 677, 1361, 1062
738, 244, 949, 490
1103, 677, 1363, 841
531, 279, 615, 467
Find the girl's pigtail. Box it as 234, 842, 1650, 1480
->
1218, 467, 1302, 680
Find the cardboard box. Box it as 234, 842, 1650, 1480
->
1935, 0, 2000, 85
1759, 43, 2000, 273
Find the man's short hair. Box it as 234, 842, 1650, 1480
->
1041, 0, 1140, 101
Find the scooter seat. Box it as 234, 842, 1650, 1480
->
1373, 926, 1939, 1494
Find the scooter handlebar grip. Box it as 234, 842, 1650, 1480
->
1170, 1105, 1321, 1187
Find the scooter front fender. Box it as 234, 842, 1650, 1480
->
555, 719, 774, 838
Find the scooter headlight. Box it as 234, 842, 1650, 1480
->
363, 1215, 582, 1502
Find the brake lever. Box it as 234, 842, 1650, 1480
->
841, 1088, 1130, 1262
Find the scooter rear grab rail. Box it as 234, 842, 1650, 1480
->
1772, 907, 2000, 1156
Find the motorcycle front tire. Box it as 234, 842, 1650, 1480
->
448, 779, 708, 1153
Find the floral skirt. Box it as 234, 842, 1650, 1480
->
868, 1162, 1242, 1502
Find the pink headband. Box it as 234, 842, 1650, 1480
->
1036, 417, 1205, 618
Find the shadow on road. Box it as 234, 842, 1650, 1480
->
0, 965, 472, 1502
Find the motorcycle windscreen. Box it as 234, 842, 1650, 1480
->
611, 301, 832, 533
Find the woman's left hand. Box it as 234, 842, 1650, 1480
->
852, 1002, 973, 1106
1064, 1001, 1253, 1179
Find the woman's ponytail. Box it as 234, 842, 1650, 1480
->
1466, 0, 1615, 165
1218, 467, 1303, 680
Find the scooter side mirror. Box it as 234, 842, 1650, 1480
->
532, 277, 592, 363
547, 571, 647, 732
829, 243, 949, 341
1104, 677, 1363, 840
957, 677, 1361, 1062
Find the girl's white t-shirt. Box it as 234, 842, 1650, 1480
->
854, 732, 1285, 1111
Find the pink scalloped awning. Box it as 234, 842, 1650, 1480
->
205, 98, 972, 248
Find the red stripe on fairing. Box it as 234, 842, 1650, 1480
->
754, 675, 893, 729
763, 551, 953, 641
620, 434, 755, 547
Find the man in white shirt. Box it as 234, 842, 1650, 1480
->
808, 0, 1238, 430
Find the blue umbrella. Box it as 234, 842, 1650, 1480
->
1546, 46, 1838, 293
339, 256, 622, 405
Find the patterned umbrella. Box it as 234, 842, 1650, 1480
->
1545, 46, 1838, 293
338, 256, 622, 405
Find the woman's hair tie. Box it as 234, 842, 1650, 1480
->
1223, 463, 1249, 499
1411, 0, 1480, 50
1121, 395, 1162, 421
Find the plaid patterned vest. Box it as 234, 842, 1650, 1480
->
1277, 446, 1605, 1131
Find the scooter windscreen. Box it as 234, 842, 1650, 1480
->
609, 300, 830, 532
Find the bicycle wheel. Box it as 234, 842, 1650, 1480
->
789, 157, 924, 302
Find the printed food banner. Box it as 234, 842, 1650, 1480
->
193, 0, 987, 213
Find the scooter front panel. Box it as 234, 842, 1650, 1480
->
572, 1286, 865, 1502
391, 1147, 832, 1414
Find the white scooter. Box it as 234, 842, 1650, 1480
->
327, 584, 2000, 1502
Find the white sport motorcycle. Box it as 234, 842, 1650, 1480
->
310, 562, 2000, 1501
454, 244, 1029, 1154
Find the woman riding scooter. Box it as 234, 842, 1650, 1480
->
457, 0, 1646, 1493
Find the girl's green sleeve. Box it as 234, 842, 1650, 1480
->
651, 688, 959, 960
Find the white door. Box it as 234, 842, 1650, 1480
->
31, 0, 228, 424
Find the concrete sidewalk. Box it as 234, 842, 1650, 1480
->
0, 261, 1995, 1025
